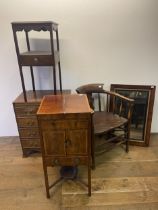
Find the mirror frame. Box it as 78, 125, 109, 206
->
110, 84, 156, 146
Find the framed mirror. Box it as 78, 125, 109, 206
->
110, 84, 156, 146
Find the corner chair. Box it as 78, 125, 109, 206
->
76, 83, 134, 168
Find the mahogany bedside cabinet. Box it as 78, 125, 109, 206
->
37, 94, 93, 198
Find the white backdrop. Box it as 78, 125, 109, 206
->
0, 0, 158, 136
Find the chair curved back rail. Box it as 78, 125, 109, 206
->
76, 83, 134, 168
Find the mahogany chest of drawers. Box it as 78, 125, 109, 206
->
13, 90, 70, 157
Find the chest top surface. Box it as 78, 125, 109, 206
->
37, 94, 92, 116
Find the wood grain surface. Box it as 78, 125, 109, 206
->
0, 135, 158, 209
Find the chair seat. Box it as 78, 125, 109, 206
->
93, 112, 128, 135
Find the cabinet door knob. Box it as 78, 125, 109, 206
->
65, 139, 71, 148
51, 122, 55, 126
27, 121, 34, 126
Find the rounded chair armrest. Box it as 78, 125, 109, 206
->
76, 83, 104, 94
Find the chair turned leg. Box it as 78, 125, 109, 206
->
126, 138, 129, 153
125, 124, 129, 153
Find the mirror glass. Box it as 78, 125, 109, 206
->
114, 89, 149, 141
110, 84, 156, 146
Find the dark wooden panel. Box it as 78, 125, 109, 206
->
66, 129, 88, 155
43, 130, 66, 156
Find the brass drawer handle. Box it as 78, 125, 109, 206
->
24, 109, 36, 114
29, 132, 37, 137
29, 108, 37, 114
27, 121, 34, 126
53, 159, 59, 165
74, 158, 80, 165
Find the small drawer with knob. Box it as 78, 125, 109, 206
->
19, 52, 54, 66
45, 156, 88, 167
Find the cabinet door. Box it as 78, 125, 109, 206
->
42, 130, 66, 156
66, 129, 88, 155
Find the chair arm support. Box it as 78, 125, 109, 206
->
103, 90, 134, 104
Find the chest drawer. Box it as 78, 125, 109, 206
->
45, 156, 88, 166
40, 119, 89, 130
19, 128, 39, 139
14, 105, 39, 116
16, 117, 38, 127
21, 139, 40, 148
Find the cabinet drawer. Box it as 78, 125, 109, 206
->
19, 128, 39, 138
14, 105, 39, 116
16, 117, 38, 127
21, 139, 40, 148
40, 120, 89, 130
45, 156, 88, 166
19, 54, 53, 66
